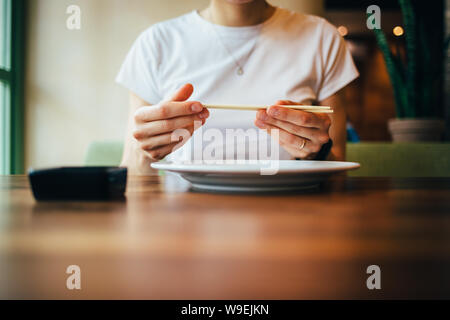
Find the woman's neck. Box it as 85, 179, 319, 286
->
200, 0, 276, 27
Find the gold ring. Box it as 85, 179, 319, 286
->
299, 139, 306, 150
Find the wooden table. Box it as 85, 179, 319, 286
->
0, 175, 449, 299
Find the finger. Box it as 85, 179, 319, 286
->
134, 112, 208, 139
139, 126, 195, 151
170, 83, 194, 102
135, 101, 208, 122
255, 120, 322, 154
266, 106, 325, 128
256, 111, 330, 145
282, 144, 311, 160
144, 141, 182, 162
275, 100, 316, 106
274, 100, 298, 106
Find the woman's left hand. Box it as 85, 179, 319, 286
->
254, 100, 332, 160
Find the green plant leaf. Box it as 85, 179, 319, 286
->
372, 20, 406, 118
399, 0, 417, 118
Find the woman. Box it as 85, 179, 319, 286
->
117, 0, 359, 175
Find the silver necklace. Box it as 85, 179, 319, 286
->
207, 9, 264, 76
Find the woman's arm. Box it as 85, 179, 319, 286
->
121, 84, 209, 175
254, 90, 347, 161
121, 92, 156, 175
320, 91, 347, 161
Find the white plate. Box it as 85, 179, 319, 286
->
151, 160, 360, 193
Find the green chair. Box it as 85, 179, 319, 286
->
84, 141, 123, 167
85, 141, 450, 177
347, 143, 450, 177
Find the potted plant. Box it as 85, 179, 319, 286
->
372, 0, 447, 141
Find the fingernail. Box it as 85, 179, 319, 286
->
268, 107, 280, 117
258, 112, 268, 121
255, 120, 267, 128
198, 110, 209, 119
192, 103, 203, 113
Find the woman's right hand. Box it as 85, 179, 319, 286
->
132, 84, 209, 162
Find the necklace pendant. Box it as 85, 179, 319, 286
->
237, 67, 244, 76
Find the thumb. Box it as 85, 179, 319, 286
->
170, 83, 194, 102
275, 100, 303, 106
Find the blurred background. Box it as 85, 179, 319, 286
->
0, 0, 449, 174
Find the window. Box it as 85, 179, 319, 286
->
0, 0, 25, 175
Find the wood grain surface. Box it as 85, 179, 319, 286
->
0, 175, 449, 299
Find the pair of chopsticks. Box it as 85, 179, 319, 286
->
204, 104, 334, 114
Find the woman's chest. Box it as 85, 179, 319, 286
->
157, 34, 322, 106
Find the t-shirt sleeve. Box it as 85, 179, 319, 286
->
317, 21, 359, 102
116, 27, 162, 105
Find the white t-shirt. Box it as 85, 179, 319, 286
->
116, 7, 359, 161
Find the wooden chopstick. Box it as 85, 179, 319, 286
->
204, 105, 333, 113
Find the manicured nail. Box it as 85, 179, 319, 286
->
258, 112, 268, 121
198, 110, 209, 119
255, 120, 267, 128
268, 107, 280, 117
192, 103, 203, 113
